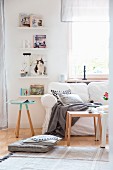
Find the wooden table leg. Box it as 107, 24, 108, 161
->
67, 114, 72, 146
25, 104, 35, 136
94, 117, 96, 137
15, 104, 22, 138
95, 114, 101, 141
65, 112, 69, 140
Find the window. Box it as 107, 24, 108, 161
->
68, 21, 109, 79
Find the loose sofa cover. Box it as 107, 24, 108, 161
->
41, 81, 108, 135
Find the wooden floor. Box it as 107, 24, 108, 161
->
0, 128, 108, 157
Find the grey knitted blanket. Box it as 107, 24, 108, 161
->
45, 101, 88, 138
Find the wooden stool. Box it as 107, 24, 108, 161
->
65, 111, 102, 146
10, 100, 36, 138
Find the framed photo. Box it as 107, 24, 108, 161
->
30, 15, 42, 27
33, 35, 46, 48
19, 13, 30, 27
30, 85, 44, 95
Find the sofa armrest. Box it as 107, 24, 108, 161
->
41, 94, 57, 134
41, 94, 57, 108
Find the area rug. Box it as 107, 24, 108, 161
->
0, 146, 109, 170
11, 146, 109, 162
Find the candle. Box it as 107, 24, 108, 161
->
83, 65, 87, 80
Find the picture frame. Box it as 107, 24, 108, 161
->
30, 15, 42, 27
19, 13, 30, 27
33, 35, 46, 48
30, 85, 44, 95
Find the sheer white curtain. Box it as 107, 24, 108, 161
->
61, 0, 109, 22
0, 0, 8, 129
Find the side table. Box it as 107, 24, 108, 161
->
65, 111, 101, 146
10, 100, 36, 138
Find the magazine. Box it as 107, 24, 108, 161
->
23, 135, 62, 146
23, 139, 58, 146
33, 35, 46, 48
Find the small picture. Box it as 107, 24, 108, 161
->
34, 57, 47, 75
19, 13, 30, 27
33, 35, 46, 48
30, 15, 42, 27
30, 85, 44, 95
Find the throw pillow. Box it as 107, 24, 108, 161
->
51, 89, 71, 100
59, 93, 83, 105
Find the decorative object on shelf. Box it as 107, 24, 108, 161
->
20, 88, 29, 96
30, 14, 42, 27
30, 84, 44, 95
20, 69, 27, 77
22, 40, 31, 48
19, 13, 30, 27
82, 65, 87, 80
22, 53, 33, 76
59, 74, 65, 83
33, 35, 46, 48
103, 92, 108, 100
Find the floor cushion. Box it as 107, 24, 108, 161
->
8, 135, 62, 153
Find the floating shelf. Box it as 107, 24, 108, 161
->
19, 76, 48, 79
17, 26, 47, 30
20, 48, 48, 51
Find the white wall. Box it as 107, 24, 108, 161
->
4, 0, 68, 128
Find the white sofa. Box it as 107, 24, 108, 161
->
41, 81, 108, 135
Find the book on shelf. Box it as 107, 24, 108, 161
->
20, 88, 29, 96
33, 35, 46, 48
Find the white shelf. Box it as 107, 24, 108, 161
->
20, 48, 48, 51
19, 76, 48, 79
18, 95, 43, 98
17, 26, 47, 30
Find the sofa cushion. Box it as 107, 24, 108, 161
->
69, 83, 89, 103
48, 82, 89, 103
51, 89, 71, 100
48, 82, 71, 94
88, 82, 108, 105
59, 93, 83, 105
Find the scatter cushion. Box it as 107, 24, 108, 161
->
59, 93, 83, 105
51, 89, 71, 100
8, 135, 62, 153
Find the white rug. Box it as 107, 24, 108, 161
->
11, 146, 109, 161
0, 146, 109, 170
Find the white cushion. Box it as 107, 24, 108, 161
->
69, 83, 89, 103
88, 82, 108, 105
48, 82, 71, 94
